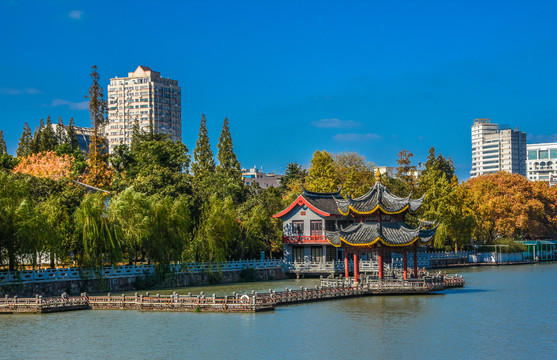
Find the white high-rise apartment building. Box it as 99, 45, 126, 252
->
106, 66, 181, 152
526, 143, 557, 182
470, 118, 527, 178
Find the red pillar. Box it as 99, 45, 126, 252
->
378, 249, 383, 279
344, 249, 349, 279
353, 252, 359, 283
413, 246, 418, 278
403, 250, 408, 280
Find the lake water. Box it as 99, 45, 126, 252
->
1, 263, 556, 359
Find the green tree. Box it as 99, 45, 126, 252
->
423, 147, 455, 182
0, 130, 7, 155
418, 168, 475, 250
110, 188, 150, 264
305, 150, 339, 192
280, 162, 307, 190
74, 193, 121, 269
85, 65, 111, 188
67, 117, 79, 152
30, 119, 44, 154
396, 149, 416, 187
56, 117, 67, 145
216, 117, 243, 201
142, 195, 194, 269
333, 152, 375, 198
0, 173, 38, 270
35, 193, 74, 268
238, 186, 284, 258
191, 114, 216, 195
192, 195, 238, 262
0, 153, 18, 170
123, 131, 191, 197
16, 123, 33, 158
41, 116, 58, 152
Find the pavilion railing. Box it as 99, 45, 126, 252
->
282, 235, 329, 244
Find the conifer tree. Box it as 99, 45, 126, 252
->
56, 116, 67, 145
191, 114, 216, 193
0, 130, 7, 155
16, 123, 33, 157
67, 117, 79, 152
84, 65, 111, 188
41, 116, 58, 152
215, 117, 243, 202
30, 119, 45, 154
216, 117, 242, 191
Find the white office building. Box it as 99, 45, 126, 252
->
106, 66, 181, 152
470, 118, 527, 178
527, 143, 557, 182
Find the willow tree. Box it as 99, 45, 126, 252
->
109, 188, 150, 264
142, 195, 194, 269
74, 193, 121, 269
192, 195, 238, 262
0, 172, 38, 270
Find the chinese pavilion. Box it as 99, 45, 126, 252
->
274, 170, 437, 282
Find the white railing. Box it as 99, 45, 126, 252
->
0, 259, 283, 285
469, 252, 526, 263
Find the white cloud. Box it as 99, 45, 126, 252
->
25, 88, 42, 94
312, 118, 362, 129
1, 87, 42, 95
1, 88, 21, 95
51, 99, 89, 110
333, 133, 382, 142
68, 10, 83, 20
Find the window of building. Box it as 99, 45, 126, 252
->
528, 150, 538, 160
292, 220, 304, 235
292, 247, 304, 262
550, 149, 557, 159
326, 247, 336, 262
310, 246, 322, 262
310, 220, 322, 235
540, 150, 549, 159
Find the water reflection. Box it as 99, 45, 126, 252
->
2, 263, 556, 359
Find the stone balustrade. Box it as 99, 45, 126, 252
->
0, 259, 283, 285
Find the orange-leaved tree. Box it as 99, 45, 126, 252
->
13, 151, 72, 179
466, 172, 557, 242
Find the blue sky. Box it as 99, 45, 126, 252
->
1, 0, 557, 180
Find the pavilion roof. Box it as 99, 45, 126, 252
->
302, 186, 344, 215
324, 222, 436, 248
334, 181, 424, 215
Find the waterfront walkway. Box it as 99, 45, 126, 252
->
0, 272, 464, 314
